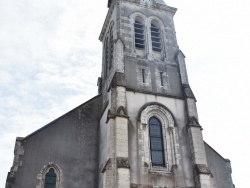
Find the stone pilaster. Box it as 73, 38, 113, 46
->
186, 98, 212, 188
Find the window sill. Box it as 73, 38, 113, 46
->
149, 169, 172, 175
149, 166, 172, 174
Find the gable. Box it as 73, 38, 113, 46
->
7, 95, 102, 188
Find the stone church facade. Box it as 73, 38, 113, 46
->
6, 0, 234, 187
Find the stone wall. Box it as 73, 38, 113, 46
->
6, 95, 101, 188
205, 142, 234, 188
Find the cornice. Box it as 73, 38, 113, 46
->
122, 0, 177, 14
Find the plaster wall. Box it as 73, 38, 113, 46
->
126, 91, 195, 187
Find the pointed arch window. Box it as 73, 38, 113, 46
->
134, 19, 145, 48
44, 168, 56, 188
151, 22, 161, 52
149, 117, 165, 166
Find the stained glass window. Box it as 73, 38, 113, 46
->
44, 168, 56, 188
149, 117, 165, 166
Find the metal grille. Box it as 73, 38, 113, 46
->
149, 117, 165, 166
151, 24, 161, 52
134, 21, 145, 48
44, 168, 56, 188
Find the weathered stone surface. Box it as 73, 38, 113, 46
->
6, 0, 234, 188
117, 157, 130, 168
7, 96, 101, 188
195, 164, 211, 175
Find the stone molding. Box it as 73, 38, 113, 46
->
131, 183, 153, 188
110, 72, 126, 88
194, 164, 211, 175
106, 106, 129, 123
140, 104, 174, 128
101, 158, 111, 173
137, 103, 180, 173
188, 116, 203, 130
36, 163, 63, 188
106, 110, 115, 123
117, 157, 130, 168
182, 84, 196, 100
116, 106, 129, 118
122, 0, 177, 14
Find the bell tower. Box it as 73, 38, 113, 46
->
98, 0, 213, 187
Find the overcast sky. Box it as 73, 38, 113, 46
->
0, 0, 249, 187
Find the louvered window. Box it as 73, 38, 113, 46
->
134, 21, 145, 48
149, 117, 165, 166
44, 168, 56, 188
105, 37, 109, 78
109, 29, 114, 70
151, 24, 161, 52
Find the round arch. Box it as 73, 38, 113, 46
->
137, 103, 180, 172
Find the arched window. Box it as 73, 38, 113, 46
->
150, 22, 161, 52
104, 37, 109, 78
44, 168, 56, 188
149, 117, 165, 166
134, 18, 145, 48
109, 27, 114, 71
37, 164, 62, 188
139, 104, 179, 172
104, 26, 114, 78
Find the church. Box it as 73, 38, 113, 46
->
6, 0, 234, 187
